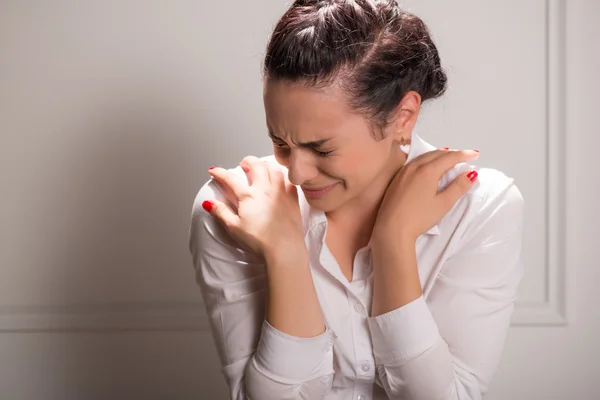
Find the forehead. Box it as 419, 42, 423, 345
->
263, 80, 359, 132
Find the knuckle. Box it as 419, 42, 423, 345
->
445, 152, 463, 167
238, 191, 252, 202
241, 155, 257, 163
404, 162, 418, 173
221, 219, 234, 231
240, 155, 259, 168
458, 178, 471, 191
420, 163, 436, 176
255, 160, 268, 170
444, 148, 459, 157
457, 150, 471, 160
453, 179, 471, 196
212, 204, 223, 218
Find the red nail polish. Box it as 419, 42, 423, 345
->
202, 200, 213, 212
443, 147, 450, 150
467, 170, 478, 182
209, 166, 215, 170
474, 150, 480, 153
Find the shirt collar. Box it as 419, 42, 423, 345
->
303, 131, 441, 237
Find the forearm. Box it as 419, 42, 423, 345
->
370, 234, 422, 317
264, 243, 326, 338
243, 245, 334, 399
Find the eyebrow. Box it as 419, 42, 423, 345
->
268, 131, 333, 148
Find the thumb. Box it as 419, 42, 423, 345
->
437, 169, 478, 210
202, 199, 239, 229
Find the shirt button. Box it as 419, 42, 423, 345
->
357, 395, 366, 400
361, 364, 370, 372
353, 303, 363, 313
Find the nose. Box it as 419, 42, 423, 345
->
285, 151, 319, 186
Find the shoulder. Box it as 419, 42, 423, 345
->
441, 160, 523, 211
189, 155, 317, 244
441, 163, 525, 243
190, 155, 280, 218
434, 165, 526, 287
189, 156, 279, 256
470, 167, 524, 216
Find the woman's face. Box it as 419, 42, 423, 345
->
263, 79, 411, 214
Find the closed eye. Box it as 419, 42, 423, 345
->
271, 140, 333, 158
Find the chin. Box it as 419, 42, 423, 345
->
306, 194, 343, 213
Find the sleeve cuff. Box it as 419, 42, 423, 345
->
367, 295, 441, 365
253, 320, 337, 383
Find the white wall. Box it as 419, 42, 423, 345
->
0, 1, 597, 399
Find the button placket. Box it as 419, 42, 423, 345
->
349, 296, 375, 383
353, 301, 364, 314
353, 381, 373, 400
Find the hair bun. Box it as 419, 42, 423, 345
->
265, 0, 447, 137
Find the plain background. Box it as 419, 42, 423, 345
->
0, 1, 598, 399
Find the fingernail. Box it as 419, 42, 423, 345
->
209, 166, 216, 170
474, 149, 480, 153
442, 147, 450, 150
467, 170, 478, 182
202, 200, 213, 212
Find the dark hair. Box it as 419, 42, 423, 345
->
263, 0, 447, 139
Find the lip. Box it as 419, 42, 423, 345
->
301, 182, 338, 197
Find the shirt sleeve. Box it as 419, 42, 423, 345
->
188, 174, 336, 400
367, 175, 525, 400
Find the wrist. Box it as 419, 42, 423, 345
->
370, 233, 421, 316
371, 228, 418, 250
263, 240, 308, 266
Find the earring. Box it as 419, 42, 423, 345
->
399, 136, 411, 146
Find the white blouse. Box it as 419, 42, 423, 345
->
188, 132, 525, 400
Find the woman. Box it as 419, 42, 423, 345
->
189, 1, 524, 399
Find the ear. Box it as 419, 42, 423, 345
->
387, 91, 421, 143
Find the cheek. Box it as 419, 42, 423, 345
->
345, 149, 387, 182
333, 153, 371, 186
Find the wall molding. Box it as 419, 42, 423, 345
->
512, 0, 567, 326
0, 0, 566, 332
0, 302, 209, 332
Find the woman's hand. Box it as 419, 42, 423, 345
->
372, 148, 481, 243
202, 156, 305, 257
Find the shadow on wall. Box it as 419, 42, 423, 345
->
51, 89, 228, 398
0, 1, 279, 398
53, 88, 205, 307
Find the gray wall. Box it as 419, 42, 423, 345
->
1, 1, 598, 399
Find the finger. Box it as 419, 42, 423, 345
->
265, 161, 299, 200
276, 166, 299, 198
201, 198, 240, 230
410, 149, 450, 166
426, 149, 479, 177
208, 169, 238, 207
410, 147, 479, 168
240, 156, 270, 187
208, 167, 249, 201
436, 169, 478, 210
266, 161, 285, 190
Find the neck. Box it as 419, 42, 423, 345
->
325, 146, 407, 241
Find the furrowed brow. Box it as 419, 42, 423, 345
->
268, 131, 332, 148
